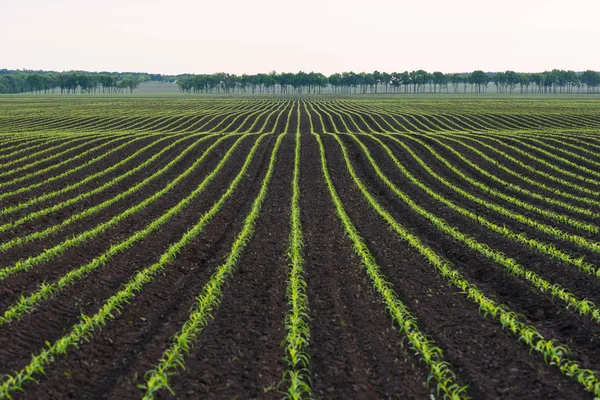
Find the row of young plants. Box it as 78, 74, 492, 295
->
0, 99, 242, 133
332, 99, 600, 136
0, 112, 99, 132
0, 99, 262, 142
0, 101, 293, 323
5, 116, 117, 135
279, 103, 312, 399
466, 133, 600, 189
141, 128, 289, 399
220, 101, 285, 134
0, 133, 84, 149
0, 99, 217, 137
310, 130, 600, 397
0, 101, 289, 325
0, 101, 286, 235
520, 133, 600, 160
435, 134, 600, 208
0, 132, 160, 201
346, 131, 600, 324
466, 128, 600, 163
0, 133, 104, 167
410, 133, 600, 221
321, 99, 493, 133
437, 131, 600, 198
0, 129, 280, 399
305, 102, 467, 399
2, 97, 599, 397
117, 100, 249, 134
0, 102, 291, 274
374, 134, 600, 254
489, 129, 600, 147
0, 136, 65, 161
0, 100, 284, 217
309, 101, 600, 367
325, 100, 453, 133
0, 98, 259, 132
500, 134, 600, 177
0, 132, 261, 327
0, 132, 117, 174
0, 132, 134, 187
370, 133, 600, 280
111, 98, 283, 136
142, 102, 296, 398
0, 132, 192, 216
0, 135, 44, 149
313, 102, 600, 231
0, 133, 223, 253
284, 100, 598, 241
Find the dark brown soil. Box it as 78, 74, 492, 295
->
1, 99, 599, 400
323, 133, 590, 399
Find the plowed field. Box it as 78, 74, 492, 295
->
1, 96, 600, 399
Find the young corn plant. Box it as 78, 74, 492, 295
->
306, 103, 467, 400
0, 131, 186, 209
378, 133, 600, 282
0, 133, 261, 326
324, 130, 600, 397
0, 133, 226, 250
420, 134, 600, 220
279, 102, 312, 400
141, 114, 291, 399
346, 132, 600, 324
0, 129, 276, 400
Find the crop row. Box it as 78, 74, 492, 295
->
307, 101, 600, 396
0, 101, 296, 398
2, 98, 600, 399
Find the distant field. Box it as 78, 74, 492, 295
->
1, 96, 600, 399
135, 81, 180, 94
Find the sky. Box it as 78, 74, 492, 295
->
2, 0, 599, 75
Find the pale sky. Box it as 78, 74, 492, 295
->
2, 0, 599, 75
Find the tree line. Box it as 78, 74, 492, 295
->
1, 68, 600, 95
176, 70, 600, 95
0, 70, 160, 94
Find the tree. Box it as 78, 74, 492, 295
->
447, 73, 462, 93
470, 70, 488, 93
432, 72, 447, 93
122, 76, 140, 94
581, 70, 600, 93
519, 73, 530, 94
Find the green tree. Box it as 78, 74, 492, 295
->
470, 70, 488, 93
